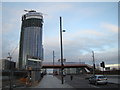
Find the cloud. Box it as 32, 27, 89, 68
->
2, 39, 19, 63
64, 29, 105, 39
94, 48, 118, 64
2, 22, 15, 33
0, 3, 2, 59
1, 2, 118, 66
11, 46, 19, 63
2, 8, 23, 35
38, 3, 73, 13
36, 3, 74, 21
101, 23, 118, 33
43, 22, 118, 64
1, 0, 119, 2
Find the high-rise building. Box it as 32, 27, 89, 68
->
19, 10, 44, 69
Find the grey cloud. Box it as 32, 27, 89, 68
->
43, 25, 118, 65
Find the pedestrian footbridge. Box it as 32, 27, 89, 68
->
42, 62, 92, 73
42, 62, 92, 68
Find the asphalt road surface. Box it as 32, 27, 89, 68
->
56, 75, 119, 88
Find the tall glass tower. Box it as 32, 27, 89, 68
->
19, 10, 43, 69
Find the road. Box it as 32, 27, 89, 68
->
1, 74, 120, 89
56, 75, 119, 88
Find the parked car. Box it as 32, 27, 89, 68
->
89, 75, 108, 85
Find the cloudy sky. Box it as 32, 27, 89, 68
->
1, 0, 119, 66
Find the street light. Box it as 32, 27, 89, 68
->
7, 52, 12, 90
92, 51, 95, 76
53, 50, 55, 75
59, 16, 66, 84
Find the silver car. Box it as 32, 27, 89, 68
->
89, 75, 108, 85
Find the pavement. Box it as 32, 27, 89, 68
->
107, 78, 119, 84
106, 75, 120, 84
33, 75, 74, 88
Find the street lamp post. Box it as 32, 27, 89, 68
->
79, 58, 81, 64
7, 52, 12, 90
92, 51, 95, 76
59, 16, 64, 84
53, 50, 55, 75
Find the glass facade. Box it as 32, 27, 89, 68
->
19, 11, 43, 69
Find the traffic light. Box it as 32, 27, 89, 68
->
100, 61, 105, 68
